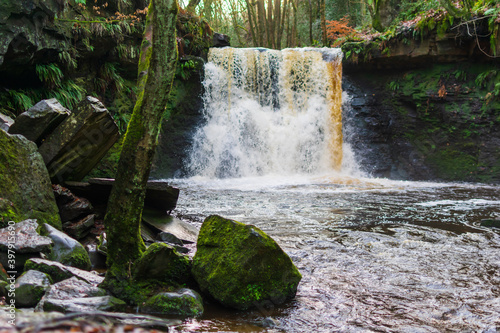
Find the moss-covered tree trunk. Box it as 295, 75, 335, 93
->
103, 0, 178, 285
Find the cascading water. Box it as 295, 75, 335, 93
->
168, 47, 500, 332
186, 47, 345, 178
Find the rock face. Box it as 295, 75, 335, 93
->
14, 270, 52, 308
192, 215, 302, 310
141, 288, 204, 317
343, 63, 500, 183
0, 112, 14, 132
0, 130, 61, 228
133, 243, 192, 284
43, 224, 92, 270
38, 96, 119, 182
8, 99, 70, 145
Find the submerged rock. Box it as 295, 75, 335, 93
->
192, 215, 302, 310
14, 270, 52, 308
24, 258, 104, 285
141, 288, 204, 317
0, 130, 61, 228
38, 96, 119, 183
43, 223, 92, 270
8, 99, 70, 145
133, 243, 192, 284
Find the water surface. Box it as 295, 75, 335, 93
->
167, 175, 500, 332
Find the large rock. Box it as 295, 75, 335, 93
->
14, 270, 52, 308
133, 243, 192, 284
141, 288, 204, 317
0, 220, 53, 270
43, 223, 92, 270
24, 258, 104, 285
38, 96, 119, 182
192, 215, 302, 310
8, 99, 70, 145
0, 130, 61, 228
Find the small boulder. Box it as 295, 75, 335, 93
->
14, 270, 52, 308
0, 112, 14, 132
38, 96, 119, 182
8, 99, 70, 145
24, 258, 104, 285
62, 214, 95, 240
141, 288, 203, 317
43, 223, 92, 270
0, 130, 61, 228
42, 296, 127, 313
192, 215, 302, 310
0, 220, 53, 271
36, 276, 107, 311
133, 243, 192, 284
58, 197, 93, 223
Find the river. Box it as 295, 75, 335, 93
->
165, 175, 500, 332
163, 47, 500, 332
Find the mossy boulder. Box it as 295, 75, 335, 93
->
133, 243, 192, 284
42, 223, 91, 270
191, 215, 302, 310
0, 130, 61, 229
14, 270, 52, 308
24, 258, 104, 285
140, 288, 204, 317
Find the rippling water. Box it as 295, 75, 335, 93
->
165, 175, 500, 332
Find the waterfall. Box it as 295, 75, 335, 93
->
186, 47, 344, 178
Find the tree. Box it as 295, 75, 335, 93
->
102, 0, 178, 289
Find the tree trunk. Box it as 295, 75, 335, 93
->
274, 0, 282, 48
320, 0, 326, 46
102, 0, 178, 286
308, 0, 313, 45
246, 0, 258, 46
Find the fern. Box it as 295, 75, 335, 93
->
49, 80, 86, 109
8, 90, 33, 112
36, 64, 64, 89
58, 51, 78, 70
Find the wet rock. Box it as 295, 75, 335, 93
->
0, 113, 13, 132
133, 243, 192, 284
0, 220, 53, 270
192, 215, 302, 310
213, 33, 230, 47
36, 276, 107, 311
43, 296, 127, 313
142, 208, 197, 244
52, 184, 75, 207
43, 223, 92, 270
38, 96, 119, 183
141, 288, 203, 317
24, 258, 104, 285
0, 220, 52, 253
2, 311, 64, 332
0, 130, 61, 228
63, 214, 96, 240
158, 232, 184, 246
58, 197, 93, 222
14, 270, 52, 308
8, 99, 70, 145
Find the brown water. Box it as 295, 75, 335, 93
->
166, 175, 500, 332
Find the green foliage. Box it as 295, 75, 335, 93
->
36, 64, 64, 89
176, 60, 198, 81
49, 80, 86, 110
388, 80, 400, 91
58, 51, 78, 70
7, 91, 34, 111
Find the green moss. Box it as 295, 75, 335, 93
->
142, 289, 204, 317
192, 215, 302, 310
427, 149, 478, 181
